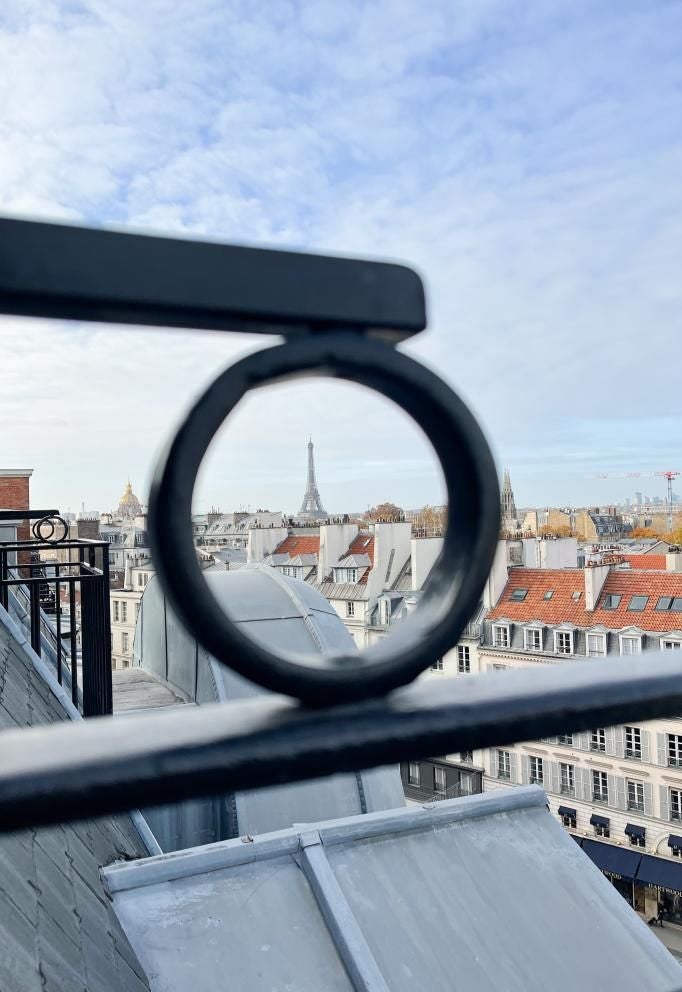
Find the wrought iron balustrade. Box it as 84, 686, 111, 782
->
2, 216, 682, 834
0, 511, 112, 717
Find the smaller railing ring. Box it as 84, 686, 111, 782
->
148, 332, 500, 705
32, 514, 70, 544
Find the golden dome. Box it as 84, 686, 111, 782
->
118, 480, 142, 517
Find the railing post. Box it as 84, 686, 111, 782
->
0, 550, 7, 612
29, 579, 41, 656
80, 546, 112, 717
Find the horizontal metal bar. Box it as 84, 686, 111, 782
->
0, 571, 102, 586
0, 509, 59, 521
0, 539, 108, 551
0, 217, 426, 341
2, 651, 682, 832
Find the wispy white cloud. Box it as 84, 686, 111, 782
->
1, 0, 681, 511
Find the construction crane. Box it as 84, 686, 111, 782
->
589, 469, 680, 533
655, 471, 681, 534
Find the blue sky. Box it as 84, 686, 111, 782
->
1, 0, 681, 514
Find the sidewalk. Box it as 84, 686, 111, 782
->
638, 914, 682, 963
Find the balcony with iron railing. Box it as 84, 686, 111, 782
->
0, 510, 112, 717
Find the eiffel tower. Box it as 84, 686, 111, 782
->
298, 438, 328, 520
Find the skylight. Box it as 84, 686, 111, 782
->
510, 589, 528, 601
572, 591, 582, 601
544, 590, 554, 600
655, 597, 682, 612
601, 594, 622, 610
628, 595, 648, 612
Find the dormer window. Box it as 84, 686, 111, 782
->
554, 630, 574, 655
493, 624, 510, 649
620, 635, 642, 656
524, 627, 543, 652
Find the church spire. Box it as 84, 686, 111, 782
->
501, 468, 517, 530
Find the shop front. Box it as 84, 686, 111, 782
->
635, 849, 682, 924
578, 838, 643, 910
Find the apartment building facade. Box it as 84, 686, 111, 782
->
470, 555, 682, 921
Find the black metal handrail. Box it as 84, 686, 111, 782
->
2, 215, 680, 836
0, 532, 112, 717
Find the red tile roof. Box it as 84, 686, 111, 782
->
274, 535, 320, 556
620, 554, 667, 571
343, 534, 375, 564
487, 567, 682, 631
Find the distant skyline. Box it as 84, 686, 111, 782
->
2, 2, 681, 511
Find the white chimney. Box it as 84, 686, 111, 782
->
318, 524, 358, 583
666, 553, 682, 573
584, 563, 610, 611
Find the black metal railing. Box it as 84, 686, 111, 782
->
4, 216, 682, 835
0, 511, 112, 716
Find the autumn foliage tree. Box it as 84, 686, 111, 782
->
413, 505, 447, 536
366, 502, 404, 523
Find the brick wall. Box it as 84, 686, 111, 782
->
0, 471, 32, 559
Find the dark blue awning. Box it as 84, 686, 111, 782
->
625, 824, 645, 839
668, 835, 682, 850
636, 854, 682, 894
581, 839, 641, 880
590, 814, 609, 828
558, 806, 576, 818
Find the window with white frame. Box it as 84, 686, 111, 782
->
671, 788, 682, 821
348, 568, 358, 584
629, 831, 645, 848
662, 640, 682, 650
524, 627, 542, 652
560, 763, 574, 795
113, 601, 119, 622
497, 749, 511, 780
668, 734, 682, 768
587, 633, 606, 657
554, 630, 573, 655
591, 728, 606, 752
408, 761, 420, 786
592, 770, 608, 803
121, 601, 127, 623
493, 625, 509, 648
492, 664, 507, 671
620, 635, 642, 656
346, 601, 355, 617
529, 756, 544, 785
672, 845, 682, 858
594, 820, 609, 838
121, 632, 129, 654
557, 733, 573, 746
135, 602, 140, 621
457, 645, 470, 673
561, 810, 576, 829
430, 658, 443, 671
625, 726, 642, 759
143, 574, 148, 586
137, 573, 144, 587
434, 766, 447, 792
627, 780, 644, 812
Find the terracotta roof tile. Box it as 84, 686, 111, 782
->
341, 534, 375, 564
620, 554, 667, 571
273, 535, 320, 557
487, 567, 682, 631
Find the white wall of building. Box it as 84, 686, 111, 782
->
318, 524, 359, 583
247, 527, 288, 563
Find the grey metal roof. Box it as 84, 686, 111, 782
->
317, 582, 370, 601
0, 606, 153, 992
104, 786, 681, 992
133, 567, 404, 846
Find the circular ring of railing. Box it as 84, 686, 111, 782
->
149, 333, 500, 704
32, 514, 70, 544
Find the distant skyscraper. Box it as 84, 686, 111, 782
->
501, 468, 518, 530
298, 438, 327, 520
